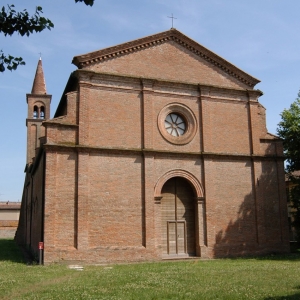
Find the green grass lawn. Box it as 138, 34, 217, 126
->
1, 239, 300, 300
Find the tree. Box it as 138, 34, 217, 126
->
0, 0, 94, 72
277, 92, 300, 240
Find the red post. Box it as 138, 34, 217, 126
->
38, 242, 44, 265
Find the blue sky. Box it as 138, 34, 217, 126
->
1, 0, 299, 201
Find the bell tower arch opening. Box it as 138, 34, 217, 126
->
40, 106, 45, 119
33, 105, 38, 119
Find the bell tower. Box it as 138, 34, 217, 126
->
26, 58, 51, 164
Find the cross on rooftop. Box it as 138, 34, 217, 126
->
168, 13, 177, 29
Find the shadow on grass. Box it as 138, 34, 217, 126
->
0, 239, 25, 263
251, 252, 300, 262
264, 285, 300, 299
264, 292, 300, 299
218, 251, 300, 262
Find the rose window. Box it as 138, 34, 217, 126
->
164, 113, 186, 137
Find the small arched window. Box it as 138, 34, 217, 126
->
33, 106, 38, 119
40, 106, 45, 119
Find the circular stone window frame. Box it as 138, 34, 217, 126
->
158, 103, 197, 145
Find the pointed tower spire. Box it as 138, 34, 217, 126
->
26, 57, 51, 164
31, 57, 47, 94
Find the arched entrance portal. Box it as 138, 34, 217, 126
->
161, 177, 196, 257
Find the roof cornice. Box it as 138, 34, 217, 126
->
75, 69, 263, 98
72, 29, 260, 88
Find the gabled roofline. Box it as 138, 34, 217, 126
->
72, 28, 260, 88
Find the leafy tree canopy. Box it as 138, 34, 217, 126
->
75, 0, 94, 5
277, 91, 300, 240
277, 93, 300, 173
0, 0, 94, 72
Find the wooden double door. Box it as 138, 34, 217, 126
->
161, 177, 196, 257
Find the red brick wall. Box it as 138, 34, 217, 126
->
18, 37, 289, 263
78, 86, 142, 148
87, 153, 143, 247
29, 154, 45, 254
41, 71, 289, 262
44, 149, 77, 251
86, 41, 248, 90
205, 158, 256, 256
202, 100, 250, 154
15, 152, 45, 256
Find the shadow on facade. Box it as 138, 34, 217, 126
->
213, 155, 289, 258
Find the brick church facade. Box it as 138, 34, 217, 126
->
16, 29, 289, 263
